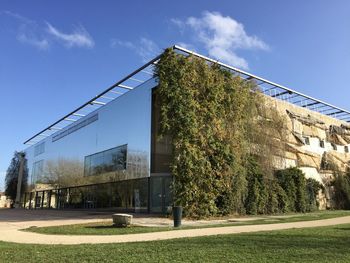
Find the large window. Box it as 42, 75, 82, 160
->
84, 144, 127, 176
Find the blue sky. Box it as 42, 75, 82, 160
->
1, 1, 350, 191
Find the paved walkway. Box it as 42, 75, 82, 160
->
0, 210, 349, 245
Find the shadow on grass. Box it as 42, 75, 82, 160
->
334, 227, 350, 231
85, 225, 132, 229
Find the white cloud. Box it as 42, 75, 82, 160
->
1, 10, 33, 24
1, 11, 95, 50
111, 37, 160, 62
170, 18, 184, 28
175, 42, 197, 52
138, 38, 160, 61
110, 39, 134, 49
170, 18, 185, 34
17, 32, 49, 50
46, 23, 94, 48
172, 11, 269, 69
2, 10, 49, 50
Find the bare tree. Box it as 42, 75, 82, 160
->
41, 159, 84, 187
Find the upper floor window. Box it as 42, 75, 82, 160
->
303, 137, 310, 145
345, 146, 349, 153
84, 144, 127, 176
331, 143, 337, 151
319, 140, 325, 148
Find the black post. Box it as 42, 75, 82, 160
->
29, 192, 32, 209
173, 206, 183, 227
147, 177, 151, 213
34, 191, 38, 209
41, 191, 45, 209
56, 189, 60, 209
48, 190, 52, 209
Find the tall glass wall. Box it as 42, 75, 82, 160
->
24, 78, 156, 188
21, 79, 174, 213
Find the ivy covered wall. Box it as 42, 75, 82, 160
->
154, 49, 321, 218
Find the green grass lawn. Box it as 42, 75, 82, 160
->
23, 210, 350, 235
1, 223, 350, 262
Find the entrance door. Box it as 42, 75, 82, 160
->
150, 176, 172, 213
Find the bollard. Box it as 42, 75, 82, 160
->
173, 206, 183, 227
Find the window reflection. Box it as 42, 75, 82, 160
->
84, 144, 127, 176
32, 160, 44, 184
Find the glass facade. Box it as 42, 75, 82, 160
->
22, 78, 173, 213
25, 78, 156, 185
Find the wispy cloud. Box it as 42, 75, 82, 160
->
171, 11, 269, 69
1, 10, 33, 24
1, 10, 95, 50
110, 39, 134, 49
2, 10, 49, 50
175, 42, 197, 52
46, 23, 94, 48
111, 37, 161, 62
17, 32, 49, 50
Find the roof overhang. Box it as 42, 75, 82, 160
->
24, 45, 350, 145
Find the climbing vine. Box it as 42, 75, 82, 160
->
154, 49, 316, 218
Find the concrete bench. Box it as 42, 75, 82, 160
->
112, 213, 133, 227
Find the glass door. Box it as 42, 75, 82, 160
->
150, 176, 172, 214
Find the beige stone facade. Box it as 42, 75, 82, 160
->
268, 97, 350, 209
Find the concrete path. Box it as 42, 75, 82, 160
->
1, 214, 350, 245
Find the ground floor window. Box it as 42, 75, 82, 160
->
22, 175, 172, 213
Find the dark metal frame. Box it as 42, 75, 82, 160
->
173, 45, 350, 123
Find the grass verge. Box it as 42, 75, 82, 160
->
2, 223, 350, 262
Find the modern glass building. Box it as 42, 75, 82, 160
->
21, 45, 350, 213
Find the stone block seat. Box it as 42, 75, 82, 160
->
112, 213, 133, 227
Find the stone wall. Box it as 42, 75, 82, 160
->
268, 96, 350, 209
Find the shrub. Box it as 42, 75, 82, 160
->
275, 167, 307, 212
245, 157, 268, 215
274, 167, 323, 213
305, 178, 323, 212
266, 180, 289, 214
332, 172, 350, 209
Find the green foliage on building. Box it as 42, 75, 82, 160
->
155, 49, 322, 218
